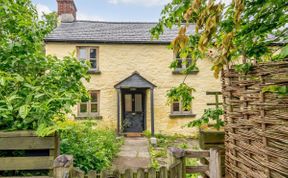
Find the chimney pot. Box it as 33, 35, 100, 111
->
57, 0, 77, 22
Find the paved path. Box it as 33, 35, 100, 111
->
112, 137, 150, 171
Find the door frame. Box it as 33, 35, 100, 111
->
121, 88, 147, 133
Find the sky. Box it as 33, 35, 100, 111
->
32, 0, 231, 22
32, 0, 171, 22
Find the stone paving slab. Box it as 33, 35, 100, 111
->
112, 137, 151, 171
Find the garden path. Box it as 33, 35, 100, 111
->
112, 137, 150, 171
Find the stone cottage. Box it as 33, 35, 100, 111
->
45, 0, 222, 136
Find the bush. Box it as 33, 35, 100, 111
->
60, 122, 122, 172
0, 0, 89, 132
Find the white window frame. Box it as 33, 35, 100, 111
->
78, 90, 100, 117
171, 99, 192, 115
174, 53, 192, 72
77, 47, 99, 71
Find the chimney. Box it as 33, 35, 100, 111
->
57, 0, 77, 22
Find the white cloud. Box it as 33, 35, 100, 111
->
77, 13, 105, 21
35, 3, 104, 21
108, 0, 171, 7
35, 4, 52, 17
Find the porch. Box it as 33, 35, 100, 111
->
114, 71, 156, 136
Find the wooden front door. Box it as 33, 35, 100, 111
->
122, 89, 145, 133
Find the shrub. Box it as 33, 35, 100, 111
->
60, 122, 123, 172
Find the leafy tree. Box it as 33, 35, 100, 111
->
0, 0, 89, 131
151, 0, 287, 108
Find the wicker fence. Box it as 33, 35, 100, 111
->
222, 59, 288, 178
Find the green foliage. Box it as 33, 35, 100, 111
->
167, 83, 195, 110
262, 85, 288, 96
59, 122, 123, 172
0, 0, 89, 131
151, 0, 288, 78
234, 63, 253, 74
143, 130, 152, 138
272, 45, 288, 61
179, 143, 188, 149
186, 158, 200, 178
187, 108, 224, 130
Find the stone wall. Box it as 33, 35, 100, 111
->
45, 42, 221, 135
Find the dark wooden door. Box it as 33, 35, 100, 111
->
122, 90, 145, 133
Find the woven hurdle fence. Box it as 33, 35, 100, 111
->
222, 59, 288, 178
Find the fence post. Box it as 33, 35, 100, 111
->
88, 170, 97, 178
168, 147, 186, 178
209, 148, 221, 178
53, 155, 73, 178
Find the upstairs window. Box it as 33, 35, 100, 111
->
172, 52, 199, 74
78, 91, 100, 117
174, 53, 192, 71
78, 47, 99, 71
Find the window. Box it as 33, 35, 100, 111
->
172, 53, 199, 74
78, 91, 100, 117
171, 99, 192, 115
77, 47, 99, 71
174, 53, 192, 72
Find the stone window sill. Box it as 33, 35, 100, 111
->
172, 70, 199, 75
76, 116, 103, 120
169, 113, 197, 118
87, 70, 101, 74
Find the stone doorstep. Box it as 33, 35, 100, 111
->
125, 132, 143, 137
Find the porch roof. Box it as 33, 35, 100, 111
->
114, 71, 156, 89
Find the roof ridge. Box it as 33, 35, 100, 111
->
68, 20, 158, 24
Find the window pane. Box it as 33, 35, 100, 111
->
91, 104, 98, 113
90, 49, 97, 58
80, 103, 87, 113
186, 59, 192, 68
135, 94, 142, 112
91, 92, 98, 102
79, 48, 87, 59
172, 102, 180, 112
90, 59, 97, 69
125, 94, 132, 112
176, 59, 182, 69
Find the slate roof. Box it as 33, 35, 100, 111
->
114, 71, 156, 89
45, 20, 195, 44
